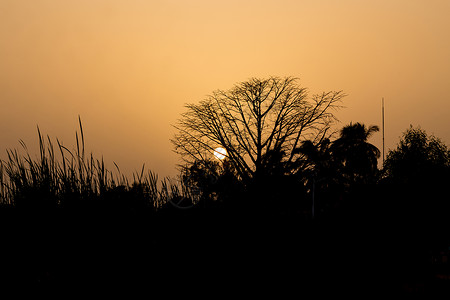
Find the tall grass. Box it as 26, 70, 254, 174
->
0, 117, 192, 211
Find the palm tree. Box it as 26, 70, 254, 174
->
295, 138, 344, 217
331, 122, 380, 185
297, 139, 332, 175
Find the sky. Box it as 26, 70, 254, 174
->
1, 0, 450, 179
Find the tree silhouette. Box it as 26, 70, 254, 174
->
295, 138, 341, 216
172, 76, 344, 185
179, 158, 244, 207
380, 126, 450, 271
295, 122, 380, 217
382, 126, 450, 224
383, 125, 449, 183
331, 122, 380, 185
297, 138, 334, 177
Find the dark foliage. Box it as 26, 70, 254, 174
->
1, 119, 450, 295
380, 126, 450, 249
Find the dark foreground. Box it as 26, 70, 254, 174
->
1, 204, 449, 297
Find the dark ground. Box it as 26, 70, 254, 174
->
1, 204, 449, 297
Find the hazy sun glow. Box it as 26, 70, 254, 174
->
214, 147, 227, 160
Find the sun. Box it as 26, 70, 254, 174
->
213, 147, 227, 160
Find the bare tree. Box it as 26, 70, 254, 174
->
172, 76, 345, 182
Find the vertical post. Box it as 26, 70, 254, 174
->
382, 97, 385, 165
312, 176, 315, 219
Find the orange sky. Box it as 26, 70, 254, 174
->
1, 0, 450, 178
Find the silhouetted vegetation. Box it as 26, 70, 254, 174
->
0, 118, 196, 213
0, 118, 208, 292
172, 77, 344, 199
377, 126, 450, 292
381, 125, 450, 233
1, 82, 450, 295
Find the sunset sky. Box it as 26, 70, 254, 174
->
1, 0, 449, 179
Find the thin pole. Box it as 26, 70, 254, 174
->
382, 97, 385, 165
312, 176, 315, 219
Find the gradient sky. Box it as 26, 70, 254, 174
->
1, 0, 450, 179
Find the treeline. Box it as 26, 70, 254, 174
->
180, 123, 450, 222
1, 121, 449, 242
1, 121, 449, 295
